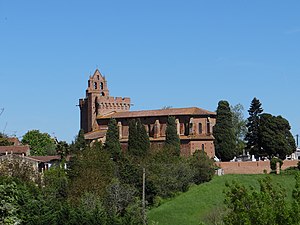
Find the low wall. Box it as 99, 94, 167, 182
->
216, 160, 299, 175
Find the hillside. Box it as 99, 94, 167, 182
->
147, 173, 296, 225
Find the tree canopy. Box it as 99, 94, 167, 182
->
21, 130, 56, 156
259, 113, 296, 159
213, 100, 236, 161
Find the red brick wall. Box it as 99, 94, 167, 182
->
216, 160, 299, 174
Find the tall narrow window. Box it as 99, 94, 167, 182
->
198, 123, 202, 134
202, 144, 205, 151
100, 82, 104, 90
206, 118, 211, 134
94, 82, 97, 89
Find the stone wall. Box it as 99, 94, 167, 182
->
216, 160, 299, 174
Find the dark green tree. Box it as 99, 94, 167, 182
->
213, 100, 236, 161
165, 116, 180, 156
259, 113, 296, 159
56, 141, 70, 159
136, 119, 150, 156
189, 150, 215, 184
245, 97, 263, 156
104, 118, 121, 161
128, 119, 139, 156
68, 144, 114, 202
73, 129, 86, 152
21, 130, 56, 156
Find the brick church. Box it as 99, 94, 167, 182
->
79, 69, 216, 158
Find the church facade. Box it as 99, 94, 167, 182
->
79, 69, 216, 157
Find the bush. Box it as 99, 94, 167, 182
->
270, 157, 283, 171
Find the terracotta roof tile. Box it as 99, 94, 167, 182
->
0, 145, 30, 154
97, 107, 216, 119
84, 130, 106, 140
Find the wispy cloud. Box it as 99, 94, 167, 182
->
284, 28, 300, 35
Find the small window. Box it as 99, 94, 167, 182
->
202, 144, 205, 151
88, 80, 91, 87
100, 82, 104, 90
100, 92, 105, 96
94, 82, 97, 89
97, 75, 100, 80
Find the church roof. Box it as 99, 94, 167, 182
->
97, 107, 216, 119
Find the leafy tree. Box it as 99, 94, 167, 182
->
213, 100, 236, 161
56, 141, 70, 159
165, 116, 180, 156
21, 130, 56, 156
189, 150, 215, 185
259, 113, 296, 159
104, 118, 122, 161
231, 104, 247, 155
68, 143, 114, 202
245, 97, 263, 156
224, 176, 292, 225
0, 133, 13, 146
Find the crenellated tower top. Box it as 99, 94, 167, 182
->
79, 69, 131, 133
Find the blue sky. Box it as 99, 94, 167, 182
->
0, 0, 300, 143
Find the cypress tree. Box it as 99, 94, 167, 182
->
137, 119, 150, 156
245, 97, 263, 156
213, 100, 236, 161
104, 118, 121, 161
128, 119, 139, 156
165, 116, 180, 156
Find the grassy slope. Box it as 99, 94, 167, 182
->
147, 173, 296, 225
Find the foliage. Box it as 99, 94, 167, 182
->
128, 119, 139, 156
68, 144, 114, 202
165, 116, 180, 156
70, 129, 86, 153
245, 97, 263, 156
259, 113, 296, 159
136, 119, 150, 156
104, 118, 121, 161
213, 100, 236, 161
231, 103, 247, 155
146, 148, 193, 198
190, 150, 215, 185
270, 157, 283, 171
0, 133, 13, 146
128, 119, 150, 158
21, 130, 56, 156
56, 141, 70, 159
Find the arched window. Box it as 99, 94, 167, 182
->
100, 92, 105, 96
100, 82, 104, 90
94, 82, 97, 89
206, 118, 211, 134
198, 123, 202, 134
202, 144, 205, 151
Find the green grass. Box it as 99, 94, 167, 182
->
147, 173, 297, 225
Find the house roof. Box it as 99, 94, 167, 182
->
26, 155, 63, 162
97, 107, 216, 119
0, 145, 30, 154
